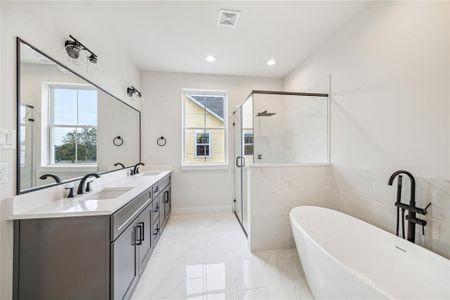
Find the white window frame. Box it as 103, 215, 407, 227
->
243, 130, 254, 156
181, 89, 228, 170
194, 130, 212, 157
48, 83, 98, 166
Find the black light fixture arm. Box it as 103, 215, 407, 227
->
65, 35, 98, 63
127, 86, 142, 98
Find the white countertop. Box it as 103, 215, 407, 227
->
9, 170, 171, 220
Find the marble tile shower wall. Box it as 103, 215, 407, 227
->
248, 165, 336, 251
332, 165, 450, 259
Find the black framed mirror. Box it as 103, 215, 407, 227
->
16, 37, 141, 194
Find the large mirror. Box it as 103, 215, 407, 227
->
17, 38, 141, 194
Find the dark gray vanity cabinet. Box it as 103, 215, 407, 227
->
14, 175, 171, 300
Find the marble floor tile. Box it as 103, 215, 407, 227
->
131, 213, 313, 300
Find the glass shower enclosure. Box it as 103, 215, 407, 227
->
232, 90, 329, 234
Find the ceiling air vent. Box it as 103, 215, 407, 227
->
217, 9, 240, 28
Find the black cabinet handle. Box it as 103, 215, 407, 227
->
153, 205, 159, 213
164, 191, 169, 203
138, 222, 145, 241
134, 226, 142, 246
153, 225, 159, 235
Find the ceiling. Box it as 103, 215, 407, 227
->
106, 1, 369, 78
11, 1, 369, 78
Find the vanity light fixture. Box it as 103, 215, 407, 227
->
127, 86, 143, 101
65, 35, 101, 71
206, 55, 216, 62
266, 59, 276, 66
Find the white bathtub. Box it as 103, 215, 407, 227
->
290, 206, 450, 299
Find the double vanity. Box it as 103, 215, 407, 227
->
11, 170, 171, 300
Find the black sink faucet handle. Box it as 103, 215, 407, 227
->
86, 181, 94, 193
65, 187, 75, 198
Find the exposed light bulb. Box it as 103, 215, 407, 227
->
206, 55, 216, 62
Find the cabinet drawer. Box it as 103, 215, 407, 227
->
111, 188, 152, 241
152, 175, 171, 197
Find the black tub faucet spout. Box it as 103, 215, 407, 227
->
388, 170, 430, 243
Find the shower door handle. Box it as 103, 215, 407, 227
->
235, 156, 245, 168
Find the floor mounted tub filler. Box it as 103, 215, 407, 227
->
290, 206, 450, 299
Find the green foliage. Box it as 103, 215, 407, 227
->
55, 128, 97, 163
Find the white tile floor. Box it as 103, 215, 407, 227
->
131, 213, 313, 300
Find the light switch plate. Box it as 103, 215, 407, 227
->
0, 163, 8, 184
0, 129, 16, 150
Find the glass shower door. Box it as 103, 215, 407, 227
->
233, 108, 243, 225
233, 96, 253, 234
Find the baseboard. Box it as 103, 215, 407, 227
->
172, 205, 233, 215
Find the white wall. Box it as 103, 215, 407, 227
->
0, 2, 141, 298
141, 71, 282, 213
284, 1, 450, 258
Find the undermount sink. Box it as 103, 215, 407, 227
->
81, 186, 135, 201
140, 171, 164, 176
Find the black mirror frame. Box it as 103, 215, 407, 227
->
16, 37, 142, 195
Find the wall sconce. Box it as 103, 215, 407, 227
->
127, 86, 144, 102
65, 35, 102, 72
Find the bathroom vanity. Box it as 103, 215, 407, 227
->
12, 171, 171, 300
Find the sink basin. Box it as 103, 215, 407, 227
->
81, 187, 135, 201
140, 171, 164, 176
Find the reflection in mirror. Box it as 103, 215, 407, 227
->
18, 40, 140, 193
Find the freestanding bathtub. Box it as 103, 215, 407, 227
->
290, 206, 450, 299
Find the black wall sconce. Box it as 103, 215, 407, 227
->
127, 86, 142, 98
65, 35, 102, 72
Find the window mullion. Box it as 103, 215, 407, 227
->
75, 90, 79, 163
203, 100, 207, 163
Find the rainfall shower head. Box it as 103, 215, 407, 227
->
256, 110, 276, 117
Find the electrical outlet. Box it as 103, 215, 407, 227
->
0, 163, 8, 184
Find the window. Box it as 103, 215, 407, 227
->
182, 89, 228, 166
243, 130, 254, 155
195, 131, 211, 157
49, 85, 97, 165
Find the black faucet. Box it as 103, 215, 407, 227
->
77, 173, 100, 195
388, 170, 431, 243
131, 162, 145, 175
39, 174, 61, 183
114, 162, 126, 169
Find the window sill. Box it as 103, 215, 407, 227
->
181, 164, 229, 171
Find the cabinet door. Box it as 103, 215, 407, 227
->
112, 222, 139, 300
137, 204, 152, 272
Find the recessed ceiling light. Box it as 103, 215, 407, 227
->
267, 59, 276, 66
206, 55, 216, 62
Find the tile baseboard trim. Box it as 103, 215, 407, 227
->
172, 205, 232, 215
